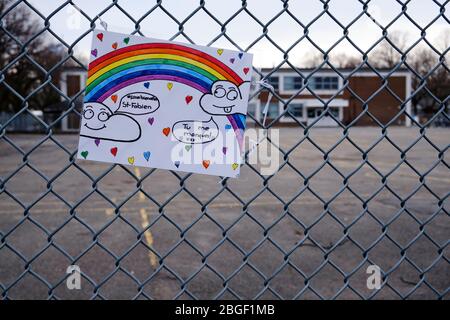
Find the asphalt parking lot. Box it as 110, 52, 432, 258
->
0, 127, 449, 299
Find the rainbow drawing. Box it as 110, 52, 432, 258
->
84, 42, 247, 149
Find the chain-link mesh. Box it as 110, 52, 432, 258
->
0, 0, 449, 300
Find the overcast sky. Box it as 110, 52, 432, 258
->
24, 0, 450, 67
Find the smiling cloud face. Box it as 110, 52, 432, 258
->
200, 81, 250, 116
80, 102, 141, 142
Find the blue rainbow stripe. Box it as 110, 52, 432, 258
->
85, 65, 214, 101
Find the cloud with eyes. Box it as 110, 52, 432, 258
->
200, 81, 250, 116
80, 102, 141, 142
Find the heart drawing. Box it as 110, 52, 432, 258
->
110, 147, 118, 157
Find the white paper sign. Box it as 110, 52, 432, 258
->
77, 30, 253, 177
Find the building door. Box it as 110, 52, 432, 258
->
61, 73, 84, 132
260, 102, 280, 123
307, 107, 340, 127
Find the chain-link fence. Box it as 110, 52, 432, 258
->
0, 0, 449, 300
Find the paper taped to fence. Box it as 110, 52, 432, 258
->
77, 30, 253, 177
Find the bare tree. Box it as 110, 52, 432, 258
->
0, 0, 65, 112
302, 51, 323, 68
360, 29, 448, 122
330, 52, 361, 69
302, 51, 361, 69
409, 36, 450, 121
369, 30, 409, 68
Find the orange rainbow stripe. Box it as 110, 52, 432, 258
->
85, 43, 243, 101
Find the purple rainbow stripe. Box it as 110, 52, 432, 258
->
97, 75, 208, 102
227, 115, 244, 150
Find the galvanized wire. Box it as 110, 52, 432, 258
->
0, 0, 449, 300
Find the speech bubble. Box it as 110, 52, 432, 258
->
117, 92, 160, 115
172, 117, 219, 144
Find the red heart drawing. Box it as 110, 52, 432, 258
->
112, 42, 118, 50
110, 147, 118, 157
97, 33, 104, 41
185, 95, 193, 104
162, 127, 171, 136
243, 67, 250, 75
202, 160, 210, 169
111, 95, 118, 103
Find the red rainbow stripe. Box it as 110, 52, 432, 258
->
88, 43, 243, 85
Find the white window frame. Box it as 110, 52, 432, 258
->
280, 99, 348, 123
308, 75, 340, 92
279, 72, 344, 95
267, 75, 280, 92
281, 75, 303, 92
279, 100, 307, 122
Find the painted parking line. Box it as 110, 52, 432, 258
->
105, 197, 116, 216
134, 167, 157, 269
139, 208, 157, 268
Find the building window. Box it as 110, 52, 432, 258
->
306, 107, 340, 119
287, 103, 304, 118
310, 76, 339, 90
307, 108, 320, 118
326, 108, 340, 117
268, 76, 279, 91
283, 76, 302, 91
262, 102, 279, 119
